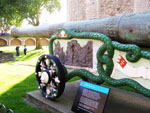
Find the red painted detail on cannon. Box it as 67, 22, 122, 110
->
117, 55, 127, 68
57, 30, 67, 38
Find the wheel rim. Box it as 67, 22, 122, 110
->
35, 54, 65, 99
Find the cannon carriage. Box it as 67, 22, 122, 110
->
11, 12, 150, 99
35, 28, 150, 99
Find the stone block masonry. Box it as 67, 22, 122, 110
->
0, 52, 14, 63
67, 0, 150, 21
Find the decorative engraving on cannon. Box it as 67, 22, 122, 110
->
54, 40, 93, 68
105, 17, 119, 39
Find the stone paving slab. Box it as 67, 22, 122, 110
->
26, 80, 150, 113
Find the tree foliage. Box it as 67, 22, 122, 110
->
25, 0, 61, 49
0, 0, 61, 33
0, 0, 28, 33
0, 0, 61, 49
25, 0, 61, 26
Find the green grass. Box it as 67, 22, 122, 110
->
0, 46, 49, 113
0, 73, 42, 113
67, 76, 81, 83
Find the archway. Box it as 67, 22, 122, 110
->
10, 38, 21, 45
0, 38, 7, 46
41, 38, 48, 46
25, 38, 35, 46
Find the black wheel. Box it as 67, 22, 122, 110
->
35, 54, 66, 100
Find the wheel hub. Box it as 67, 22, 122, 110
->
40, 71, 49, 84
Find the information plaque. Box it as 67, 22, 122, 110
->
71, 81, 110, 113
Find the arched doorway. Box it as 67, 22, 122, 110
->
41, 38, 48, 46
0, 38, 7, 46
25, 38, 35, 46
10, 38, 21, 45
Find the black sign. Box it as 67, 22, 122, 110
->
71, 81, 110, 113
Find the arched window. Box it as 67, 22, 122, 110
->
0, 38, 7, 46
41, 38, 48, 46
10, 38, 21, 45
25, 38, 35, 45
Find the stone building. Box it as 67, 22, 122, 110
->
67, 0, 150, 21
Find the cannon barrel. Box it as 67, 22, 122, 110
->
11, 12, 150, 47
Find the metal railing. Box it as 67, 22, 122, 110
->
0, 104, 14, 113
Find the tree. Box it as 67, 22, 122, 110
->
0, 0, 28, 33
25, 0, 61, 49
0, 0, 61, 49
0, 17, 11, 34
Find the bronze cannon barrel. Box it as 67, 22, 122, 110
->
11, 12, 150, 47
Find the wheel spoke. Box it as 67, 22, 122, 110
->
54, 77, 60, 83
40, 61, 47, 71
38, 72, 42, 77
50, 63, 56, 70
46, 88, 51, 95
45, 58, 50, 69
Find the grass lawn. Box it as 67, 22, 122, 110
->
0, 46, 49, 113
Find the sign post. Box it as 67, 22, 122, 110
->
71, 81, 110, 113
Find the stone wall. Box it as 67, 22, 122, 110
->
67, 0, 150, 21
0, 52, 14, 63
134, 0, 150, 13
67, 0, 86, 21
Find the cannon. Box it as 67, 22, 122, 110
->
12, 12, 150, 47
11, 12, 150, 99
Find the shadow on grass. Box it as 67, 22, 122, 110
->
0, 73, 42, 113
16, 51, 44, 61
5, 50, 45, 64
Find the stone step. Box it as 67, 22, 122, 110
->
26, 81, 150, 113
